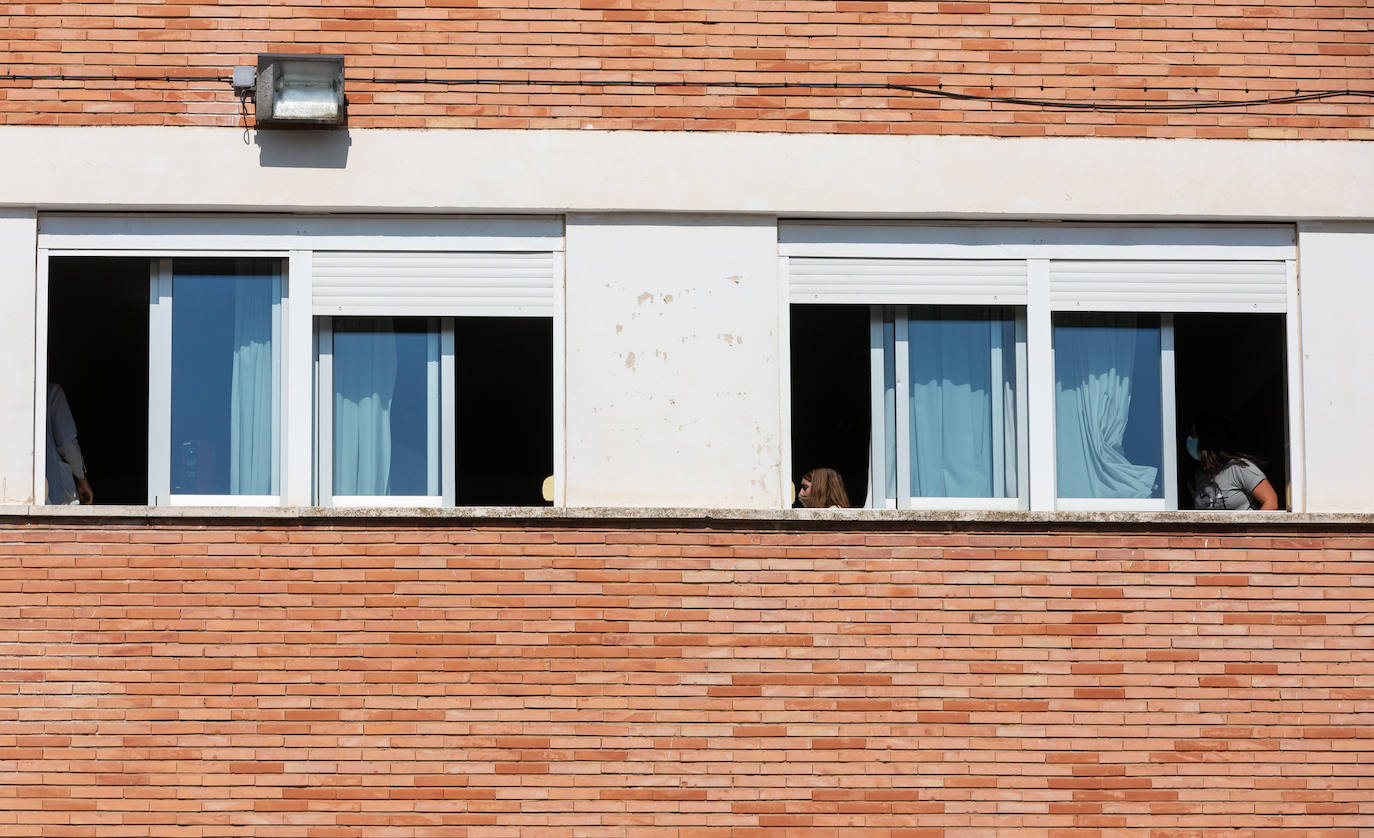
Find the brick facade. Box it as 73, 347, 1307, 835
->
0, 1, 1370, 138
2, 517, 1370, 836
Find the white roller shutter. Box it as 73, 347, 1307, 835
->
1049, 260, 1288, 313
788, 257, 1027, 305
312, 251, 557, 317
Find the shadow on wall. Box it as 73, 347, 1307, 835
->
255, 129, 351, 169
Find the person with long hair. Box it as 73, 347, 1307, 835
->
1188, 416, 1279, 510
798, 467, 850, 509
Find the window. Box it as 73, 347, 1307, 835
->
782, 223, 1301, 512
317, 317, 449, 506
314, 315, 556, 509
45, 255, 285, 505
873, 305, 1026, 509
39, 213, 564, 508
1053, 313, 1166, 506
164, 258, 283, 500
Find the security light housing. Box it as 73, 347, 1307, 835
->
254, 54, 346, 127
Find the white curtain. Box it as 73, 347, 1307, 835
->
334, 319, 399, 495
228, 274, 276, 494
1055, 314, 1158, 498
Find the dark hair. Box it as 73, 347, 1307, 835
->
802, 468, 850, 508
1194, 414, 1265, 478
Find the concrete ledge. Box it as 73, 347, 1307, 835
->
3, 505, 1374, 529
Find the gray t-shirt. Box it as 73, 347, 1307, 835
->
1192, 459, 1267, 510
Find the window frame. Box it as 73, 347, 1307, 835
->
780, 223, 1303, 512
1049, 311, 1176, 512
314, 315, 456, 508
34, 213, 565, 508
868, 303, 1030, 511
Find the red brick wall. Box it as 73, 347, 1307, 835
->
1, 518, 1371, 836
1, 1, 1371, 138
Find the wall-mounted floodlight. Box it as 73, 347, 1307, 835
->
233, 54, 346, 127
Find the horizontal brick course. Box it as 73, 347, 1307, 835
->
0, 519, 1371, 835
0, 2, 1369, 137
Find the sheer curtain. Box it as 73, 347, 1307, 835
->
1055, 314, 1159, 498
228, 273, 277, 494
908, 308, 1016, 498
334, 318, 399, 495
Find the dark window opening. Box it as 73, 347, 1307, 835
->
789, 304, 870, 508
1174, 313, 1289, 509
47, 257, 150, 505
454, 317, 554, 506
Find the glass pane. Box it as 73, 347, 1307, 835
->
907, 306, 1018, 498
1055, 313, 1163, 499
333, 318, 439, 497
170, 259, 281, 496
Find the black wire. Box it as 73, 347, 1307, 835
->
0, 73, 230, 83
2, 70, 1371, 113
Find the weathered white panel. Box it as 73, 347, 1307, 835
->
1297, 223, 1374, 512
780, 222, 1297, 259
789, 257, 1026, 305
1049, 260, 1288, 312
3, 127, 1372, 220
312, 251, 556, 316
564, 214, 783, 508
0, 211, 37, 502
38, 213, 563, 252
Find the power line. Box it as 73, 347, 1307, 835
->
2, 70, 1371, 114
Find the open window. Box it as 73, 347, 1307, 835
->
783, 223, 1299, 512
44, 255, 284, 506
789, 305, 871, 507
1174, 313, 1289, 509
46, 257, 150, 505
39, 214, 564, 509
315, 315, 554, 507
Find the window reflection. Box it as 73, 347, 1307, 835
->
170, 259, 281, 496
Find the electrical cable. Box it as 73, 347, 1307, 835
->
2, 70, 1371, 113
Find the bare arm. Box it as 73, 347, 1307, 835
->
1250, 478, 1279, 510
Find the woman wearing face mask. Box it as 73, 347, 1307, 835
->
1186, 416, 1279, 510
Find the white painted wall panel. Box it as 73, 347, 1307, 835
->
564, 214, 783, 508
1297, 223, 1374, 513
3, 127, 1372, 220
0, 211, 37, 502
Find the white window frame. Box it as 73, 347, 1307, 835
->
780, 222, 1303, 512
868, 304, 1029, 511
315, 316, 456, 508
151, 255, 285, 506
34, 213, 566, 508
1050, 311, 1175, 513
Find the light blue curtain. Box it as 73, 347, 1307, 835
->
1055, 314, 1159, 498
334, 319, 399, 495
908, 309, 1015, 497
228, 272, 277, 495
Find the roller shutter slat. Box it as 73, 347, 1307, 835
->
313, 251, 556, 317
1049, 260, 1287, 312
789, 257, 1028, 304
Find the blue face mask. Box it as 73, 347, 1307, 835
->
1186, 435, 1200, 461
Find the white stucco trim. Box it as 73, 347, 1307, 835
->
2, 127, 1371, 220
